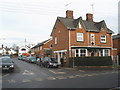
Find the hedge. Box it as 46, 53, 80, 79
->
69, 56, 112, 67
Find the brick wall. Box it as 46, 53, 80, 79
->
52, 20, 69, 51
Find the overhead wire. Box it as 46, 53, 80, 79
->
0, 1, 66, 15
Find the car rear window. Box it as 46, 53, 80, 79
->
1, 58, 13, 63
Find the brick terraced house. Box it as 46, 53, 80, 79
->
51, 10, 114, 66
112, 34, 120, 65
31, 39, 52, 58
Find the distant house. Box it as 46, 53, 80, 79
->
0, 47, 17, 55
18, 46, 29, 56
0, 48, 7, 55
8, 48, 17, 55
31, 39, 52, 58
51, 10, 114, 66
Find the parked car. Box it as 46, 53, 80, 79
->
36, 58, 43, 66
27, 56, 37, 63
43, 57, 59, 68
3, 54, 12, 58
0, 57, 14, 72
17, 56, 23, 60
21, 56, 27, 61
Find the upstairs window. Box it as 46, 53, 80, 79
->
101, 35, 106, 43
55, 37, 57, 45
50, 44, 52, 48
77, 33, 84, 42
40, 46, 42, 50
79, 22, 82, 28
90, 34, 95, 45
21, 48, 26, 51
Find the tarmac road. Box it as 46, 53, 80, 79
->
2, 58, 119, 89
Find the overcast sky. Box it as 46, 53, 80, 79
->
0, 0, 119, 48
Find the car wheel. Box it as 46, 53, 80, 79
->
47, 64, 50, 68
56, 66, 59, 68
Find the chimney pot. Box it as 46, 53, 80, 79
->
86, 13, 93, 21
66, 10, 73, 19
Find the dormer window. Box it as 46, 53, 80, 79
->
90, 34, 95, 45
79, 22, 82, 28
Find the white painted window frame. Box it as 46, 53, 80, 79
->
90, 34, 95, 45
77, 33, 84, 42
79, 22, 82, 28
55, 37, 57, 45
75, 49, 87, 57
100, 35, 106, 43
100, 49, 110, 56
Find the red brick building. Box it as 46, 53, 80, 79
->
31, 39, 52, 58
112, 34, 120, 55
112, 34, 120, 64
51, 10, 114, 66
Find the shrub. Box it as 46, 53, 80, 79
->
69, 56, 112, 67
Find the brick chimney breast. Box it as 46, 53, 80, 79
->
66, 10, 73, 19
86, 13, 93, 21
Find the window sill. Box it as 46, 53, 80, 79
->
101, 42, 107, 44
77, 41, 84, 42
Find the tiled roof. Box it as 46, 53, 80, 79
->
56, 16, 114, 34
32, 39, 51, 49
112, 34, 120, 39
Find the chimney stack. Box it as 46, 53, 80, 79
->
66, 10, 73, 19
86, 13, 93, 21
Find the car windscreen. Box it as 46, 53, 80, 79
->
30, 57, 36, 60
50, 58, 57, 63
1, 58, 13, 63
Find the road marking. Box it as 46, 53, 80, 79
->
47, 77, 56, 80
79, 70, 85, 72
22, 79, 31, 83
35, 78, 43, 81
22, 70, 34, 75
57, 69, 62, 70
87, 74, 93, 76
2, 74, 9, 78
75, 75, 81, 77
68, 75, 76, 79
56, 76, 67, 79
8, 80, 16, 83
49, 70, 56, 74
49, 70, 66, 74
57, 72, 66, 74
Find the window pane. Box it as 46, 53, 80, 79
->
76, 49, 79, 57
100, 50, 103, 56
77, 33, 84, 41
76, 54, 79, 57
76, 49, 78, 53
101, 35, 106, 43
